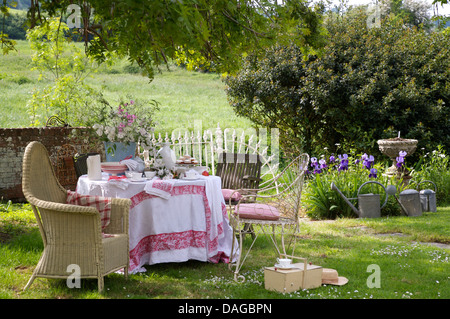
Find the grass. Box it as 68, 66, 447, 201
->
0, 40, 252, 133
1, 201, 448, 300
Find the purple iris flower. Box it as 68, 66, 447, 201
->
319, 159, 327, 169
396, 151, 407, 168
369, 168, 377, 178
363, 155, 374, 169
338, 154, 349, 171
329, 155, 335, 163
396, 156, 404, 168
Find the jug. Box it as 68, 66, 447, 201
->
157, 143, 176, 170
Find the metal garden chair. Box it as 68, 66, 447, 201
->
227, 153, 309, 282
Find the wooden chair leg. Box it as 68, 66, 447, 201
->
98, 276, 104, 293
23, 274, 36, 291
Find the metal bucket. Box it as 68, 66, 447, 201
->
418, 180, 437, 212
399, 189, 422, 216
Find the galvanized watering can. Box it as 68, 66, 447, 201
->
331, 181, 388, 218
417, 180, 437, 212
398, 189, 422, 216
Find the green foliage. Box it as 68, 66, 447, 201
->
0, 8, 27, 40
225, 9, 450, 160
411, 145, 450, 205
25, 17, 106, 126
17, 0, 326, 80
0, 1, 18, 54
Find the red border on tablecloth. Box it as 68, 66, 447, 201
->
128, 184, 229, 271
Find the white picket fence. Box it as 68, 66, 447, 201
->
139, 123, 279, 178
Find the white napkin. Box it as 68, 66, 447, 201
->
106, 178, 130, 190
144, 179, 176, 199
121, 158, 145, 172
87, 155, 102, 180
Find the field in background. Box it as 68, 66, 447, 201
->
0, 40, 253, 134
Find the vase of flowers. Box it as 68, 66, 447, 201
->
92, 98, 158, 162
103, 141, 137, 162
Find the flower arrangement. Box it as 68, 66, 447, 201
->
91, 98, 158, 148
150, 156, 181, 180
152, 158, 174, 179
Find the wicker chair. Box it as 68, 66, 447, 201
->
228, 153, 309, 282
22, 141, 131, 293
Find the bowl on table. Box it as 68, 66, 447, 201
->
100, 162, 128, 175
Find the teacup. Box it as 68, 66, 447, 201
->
130, 172, 143, 181
185, 171, 197, 179
276, 258, 292, 268
144, 171, 156, 179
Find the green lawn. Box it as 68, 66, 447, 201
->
0, 202, 448, 300
0, 40, 252, 133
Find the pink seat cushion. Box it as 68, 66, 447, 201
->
222, 189, 243, 202
237, 203, 280, 221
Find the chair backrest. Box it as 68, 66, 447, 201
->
22, 141, 67, 205
216, 152, 263, 190
256, 153, 309, 220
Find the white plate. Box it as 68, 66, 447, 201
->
130, 179, 145, 182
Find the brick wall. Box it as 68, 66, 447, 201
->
0, 127, 103, 202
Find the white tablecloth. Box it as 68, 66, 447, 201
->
76, 173, 237, 273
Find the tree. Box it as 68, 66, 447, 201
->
225, 9, 449, 159
26, 17, 101, 126
377, 0, 433, 29
9, 0, 325, 79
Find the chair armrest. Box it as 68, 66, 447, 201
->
104, 198, 131, 234
29, 195, 99, 215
